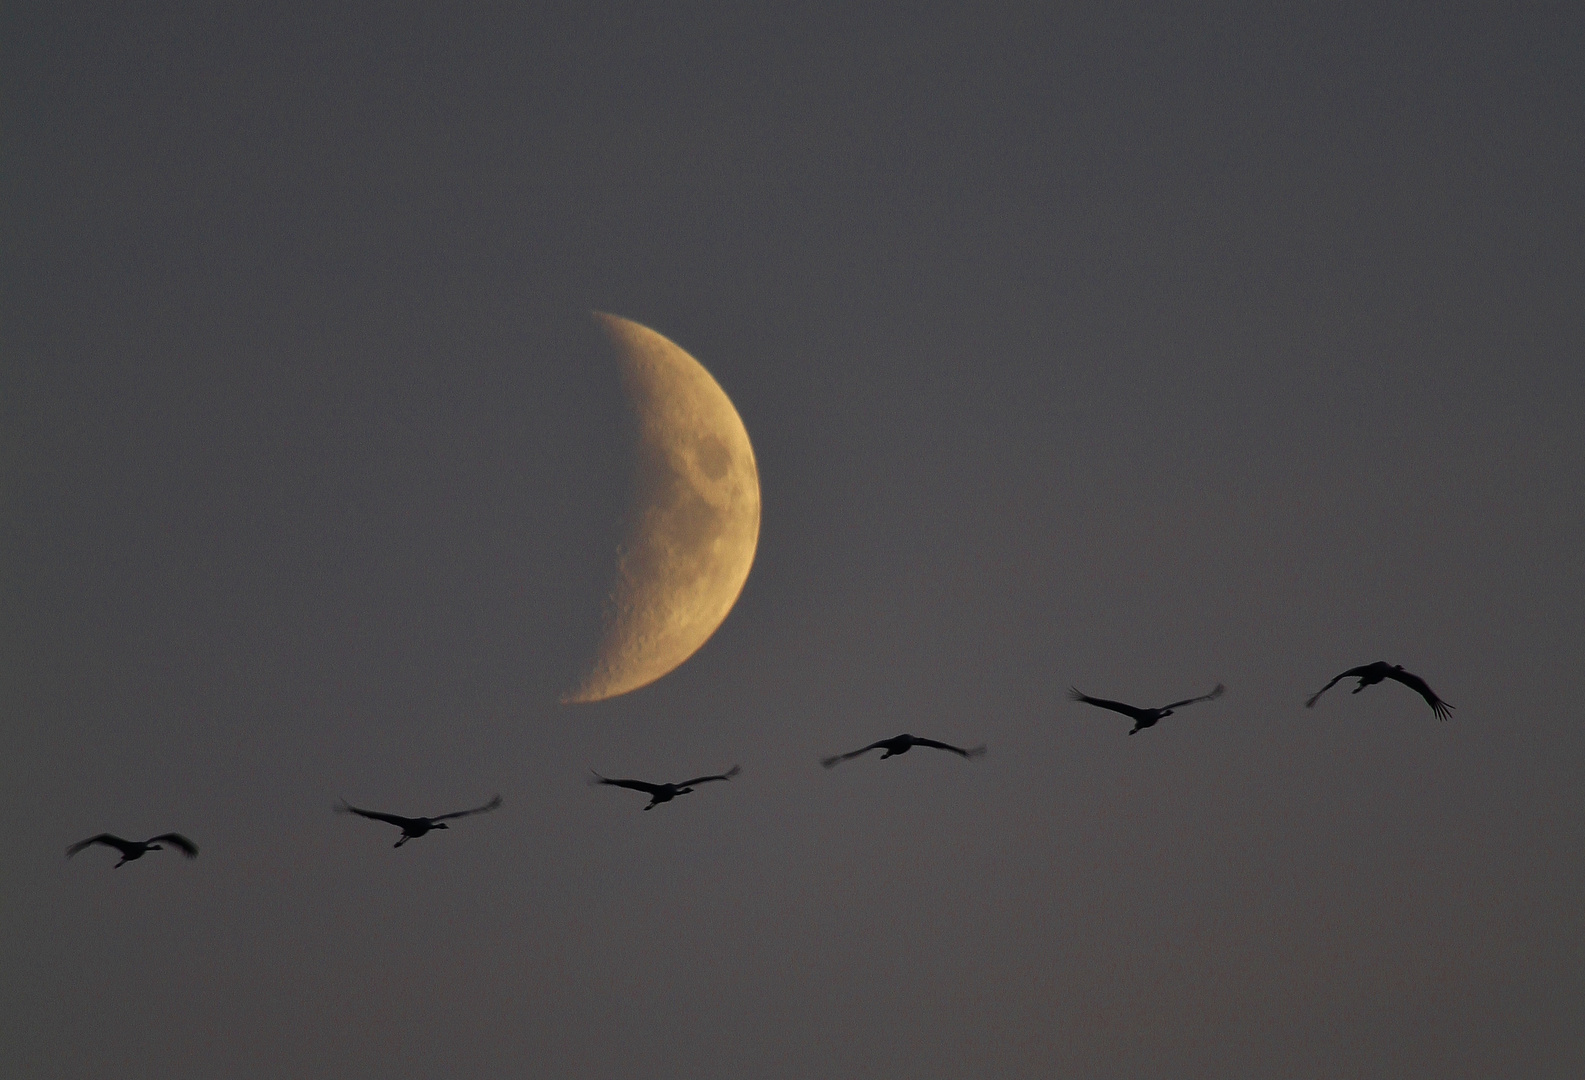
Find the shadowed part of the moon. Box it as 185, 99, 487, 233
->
562, 314, 760, 704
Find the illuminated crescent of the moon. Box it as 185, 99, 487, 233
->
562, 314, 761, 703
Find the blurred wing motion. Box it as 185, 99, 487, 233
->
821, 742, 887, 769
1160, 683, 1226, 711
66, 834, 135, 858
1304, 665, 1375, 708
66, 832, 197, 862
909, 738, 986, 759
677, 766, 741, 787
589, 772, 666, 796
431, 795, 504, 822
148, 832, 199, 857
1067, 689, 1149, 722
334, 801, 417, 828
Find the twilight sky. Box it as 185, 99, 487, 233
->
3, 4, 1583, 1078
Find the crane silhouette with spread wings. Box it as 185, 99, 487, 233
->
1068, 683, 1226, 735
820, 733, 986, 769
590, 766, 741, 810
1305, 662, 1453, 720
67, 833, 198, 867
335, 795, 502, 846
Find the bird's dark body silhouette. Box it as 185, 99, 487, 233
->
590, 766, 741, 809
66, 833, 198, 867
335, 795, 502, 846
1068, 683, 1226, 735
820, 734, 986, 768
1305, 662, 1452, 720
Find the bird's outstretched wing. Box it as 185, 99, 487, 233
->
334, 800, 417, 828
1068, 688, 1149, 721
909, 737, 987, 759
820, 742, 887, 769
1305, 665, 1377, 708
589, 772, 666, 796
1384, 668, 1454, 720
148, 833, 199, 857
432, 795, 504, 821
67, 834, 132, 858
1161, 684, 1226, 711
678, 766, 741, 787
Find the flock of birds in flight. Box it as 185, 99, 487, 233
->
67, 660, 1453, 864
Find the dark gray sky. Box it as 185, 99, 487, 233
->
4, 3, 1583, 1077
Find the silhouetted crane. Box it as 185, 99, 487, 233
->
1305, 662, 1453, 720
590, 766, 741, 810
335, 795, 502, 846
1068, 683, 1225, 735
821, 734, 986, 768
66, 833, 198, 867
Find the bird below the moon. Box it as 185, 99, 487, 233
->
1305, 662, 1453, 719
820, 734, 987, 768
1068, 683, 1226, 735
589, 766, 742, 810
334, 795, 503, 847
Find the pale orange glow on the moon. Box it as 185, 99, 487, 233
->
562, 314, 761, 703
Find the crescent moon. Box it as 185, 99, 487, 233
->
561, 314, 762, 703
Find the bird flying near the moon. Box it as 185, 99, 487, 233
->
561, 314, 761, 704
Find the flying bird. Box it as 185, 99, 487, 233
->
1068, 683, 1226, 735
66, 833, 198, 867
590, 766, 741, 810
820, 734, 987, 769
335, 794, 502, 847
1305, 662, 1453, 720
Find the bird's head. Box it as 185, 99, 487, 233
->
677, 786, 695, 796
435, 822, 450, 829
148, 843, 163, 850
